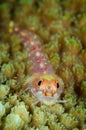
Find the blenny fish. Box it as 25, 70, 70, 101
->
9, 22, 64, 105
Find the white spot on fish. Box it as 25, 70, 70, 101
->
36, 52, 40, 56
40, 63, 44, 68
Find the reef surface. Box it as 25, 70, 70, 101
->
0, 0, 86, 130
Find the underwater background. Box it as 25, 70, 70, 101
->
0, 0, 86, 130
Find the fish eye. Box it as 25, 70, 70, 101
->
56, 82, 59, 88
38, 80, 42, 86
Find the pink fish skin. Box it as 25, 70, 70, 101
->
10, 22, 64, 105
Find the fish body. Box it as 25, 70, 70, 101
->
9, 22, 64, 105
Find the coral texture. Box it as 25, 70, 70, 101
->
0, 0, 86, 130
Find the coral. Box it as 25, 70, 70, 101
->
11, 102, 31, 124
49, 104, 64, 115
61, 52, 76, 67
6, 79, 18, 90
44, 40, 60, 56
0, 3, 11, 29
14, 61, 26, 75
0, 42, 9, 52
39, 0, 61, 21
1, 63, 15, 79
72, 63, 85, 83
0, 51, 9, 65
76, 14, 86, 48
4, 102, 11, 114
0, 102, 5, 120
31, 106, 47, 127
0, 43, 10, 64
0, 84, 10, 99
38, 126, 49, 130
0, 73, 7, 84
4, 113, 24, 130
24, 15, 41, 31
10, 35, 22, 53
7, 95, 17, 106
0, 0, 86, 130
80, 81, 86, 97
63, 93, 77, 109
38, 27, 50, 41
80, 49, 86, 66
50, 53, 60, 70
72, 128, 79, 130
58, 66, 74, 84
63, 37, 82, 55
70, 105, 86, 123
61, 113, 78, 129
48, 122, 67, 130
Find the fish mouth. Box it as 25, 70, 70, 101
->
41, 89, 56, 97
32, 90, 61, 105
30, 85, 63, 105
37, 92, 60, 105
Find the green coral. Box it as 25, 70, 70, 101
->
58, 67, 73, 84
4, 113, 24, 130
48, 122, 66, 130
13, 51, 28, 62
80, 81, 86, 97
24, 15, 41, 31
61, 113, 78, 129
44, 40, 60, 57
50, 54, 60, 70
6, 79, 17, 90
0, 102, 5, 120
63, 37, 82, 54
0, 84, 10, 99
7, 95, 17, 105
14, 61, 26, 74
1, 63, 15, 79
10, 35, 22, 53
31, 106, 47, 127
0, 51, 9, 64
63, 93, 77, 109
0, 73, 7, 84
11, 102, 31, 124
50, 104, 64, 115
72, 63, 85, 83
70, 106, 86, 123
62, 52, 76, 67
80, 49, 86, 66
0, 43, 9, 52
0, 0, 86, 130
0, 3, 11, 26
39, 27, 50, 41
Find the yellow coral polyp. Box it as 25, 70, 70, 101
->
9, 21, 14, 33
4, 113, 24, 130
